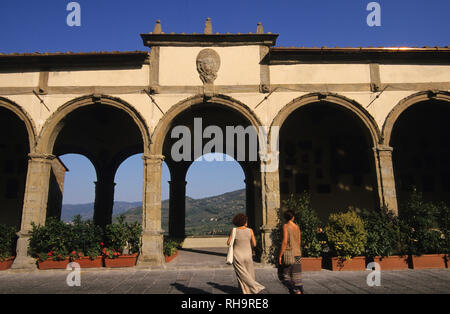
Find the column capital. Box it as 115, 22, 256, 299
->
258, 150, 280, 160
142, 154, 165, 163
28, 152, 56, 162
142, 229, 165, 236
373, 146, 394, 153
94, 181, 116, 187
168, 180, 187, 186
260, 223, 277, 233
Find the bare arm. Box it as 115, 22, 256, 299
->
227, 229, 233, 246
278, 224, 288, 265
249, 228, 257, 248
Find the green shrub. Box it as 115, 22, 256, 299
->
126, 221, 143, 254
437, 202, 450, 255
268, 209, 283, 264
399, 188, 445, 255
28, 217, 72, 261
283, 193, 322, 257
163, 237, 182, 257
361, 206, 399, 258
325, 210, 367, 261
0, 224, 17, 261
104, 215, 142, 255
70, 215, 103, 259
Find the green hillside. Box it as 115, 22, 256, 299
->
113, 189, 246, 236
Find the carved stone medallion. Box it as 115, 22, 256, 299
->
196, 49, 220, 85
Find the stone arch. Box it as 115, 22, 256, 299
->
270, 92, 381, 147
382, 90, 450, 146
150, 94, 263, 156
37, 94, 151, 155
0, 96, 37, 150
272, 92, 383, 219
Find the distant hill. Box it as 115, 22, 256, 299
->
61, 189, 246, 236
61, 201, 142, 222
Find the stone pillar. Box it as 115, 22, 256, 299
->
12, 153, 54, 269
45, 158, 67, 220
138, 154, 165, 266
168, 179, 187, 238
93, 170, 116, 229
373, 146, 398, 215
244, 177, 256, 230
259, 155, 281, 264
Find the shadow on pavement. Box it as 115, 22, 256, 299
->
178, 248, 227, 257
171, 282, 211, 294
207, 281, 241, 294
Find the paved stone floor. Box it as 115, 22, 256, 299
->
1, 267, 450, 294
1, 247, 449, 294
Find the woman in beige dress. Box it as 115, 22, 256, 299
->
227, 213, 265, 294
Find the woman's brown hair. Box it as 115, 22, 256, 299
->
232, 213, 248, 227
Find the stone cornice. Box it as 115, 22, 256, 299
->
269, 47, 450, 65
140, 33, 279, 47
0, 51, 149, 70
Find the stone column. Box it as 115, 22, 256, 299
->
244, 178, 254, 229
93, 170, 116, 229
12, 153, 54, 269
168, 178, 187, 238
138, 154, 165, 266
373, 146, 399, 215
259, 153, 281, 264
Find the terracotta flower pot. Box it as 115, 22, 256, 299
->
301, 257, 322, 271
104, 253, 138, 268
38, 258, 70, 270
411, 254, 447, 269
0, 257, 15, 271
330, 256, 366, 271
164, 251, 178, 263
73, 256, 103, 268
373, 256, 410, 270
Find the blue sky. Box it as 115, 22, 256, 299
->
1, 0, 449, 204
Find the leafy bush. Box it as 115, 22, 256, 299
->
268, 209, 284, 264
163, 237, 181, 257
361, 206, 400, 258
399, 188, 445, 255
325, 210, 367, 261
437, 202, 450, 255
102, 247, 123, 259
0, 224, 17, 261
282, 193, 322, 257
28, 217, 72, 261
126, 221, 143, 254
104, 215, 142, 255
70, 215, 103, 259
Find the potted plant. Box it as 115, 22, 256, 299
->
283, 193, 323, 271
438, 202, 449, 268
69, 216, 103, 268
325, 210, 367, 271
0, 224, 17, 270
163, 237, 181, 263
361, 206, 409, 270
103, 216, 141, 267
399, 188, 447, 269
28, 217, 71, 269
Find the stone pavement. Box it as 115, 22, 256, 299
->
1, 267, 450, 294
0, 247, 449, 294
